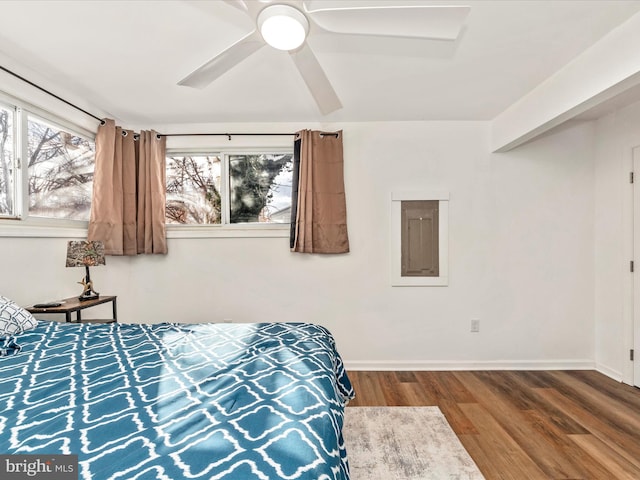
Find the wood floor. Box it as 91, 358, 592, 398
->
346, 370, 640, 480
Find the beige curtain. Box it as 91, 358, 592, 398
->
291, 129, 349, 254
88, 119, 167, 255
137, 130, 167, 254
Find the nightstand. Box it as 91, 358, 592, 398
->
27, 295, 117, 324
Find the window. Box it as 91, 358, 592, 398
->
27, 115, 95, 221
166, 152, 293, 226
0, 96, 95, 224
229, 153, 292, 224
166, 155, 222, 225
391, 191, 449, 286
0, 103, 16, 217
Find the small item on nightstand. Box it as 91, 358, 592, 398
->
33, 302, 62, 308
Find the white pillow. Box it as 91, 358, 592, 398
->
0, 295, 38, 337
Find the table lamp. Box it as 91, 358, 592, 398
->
66, 240, 105, 301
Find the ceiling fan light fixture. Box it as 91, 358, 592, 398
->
257, 4, 309, 51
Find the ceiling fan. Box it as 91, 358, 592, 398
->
178, 1, 470, 115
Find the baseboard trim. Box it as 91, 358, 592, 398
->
344, 359, 596, 371
595, 363, 625, 383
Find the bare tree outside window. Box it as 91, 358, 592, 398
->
27, 116, 95, 220
166, 153, 293, 225
166, 155, 222, 224
0, 106, 15, 216
229, 154, 292, 224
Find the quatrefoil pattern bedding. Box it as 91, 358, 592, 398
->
0, 321, 354, 479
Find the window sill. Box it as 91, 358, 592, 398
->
167, 224, 289, 239
0, 219, 290, 239
0, 219, 88, 238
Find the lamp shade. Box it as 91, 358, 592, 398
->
66, 241, 106, 268
257, 5, 309, 51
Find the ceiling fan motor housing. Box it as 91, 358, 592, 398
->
257, 4, 310, 51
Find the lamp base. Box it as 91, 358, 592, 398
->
78, 267, 99, 301
78, 291, 100, 301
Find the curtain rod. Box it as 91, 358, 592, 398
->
0, 65, 103, 123
157, 132, 340, 140
159, 133, 294, 140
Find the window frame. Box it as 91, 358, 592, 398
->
0, 90, 96, 235
0, 99, 19, 220
165, 148, 293, 238
390, 191, 449, 286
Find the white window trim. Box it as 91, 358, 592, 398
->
0, 219, 88, 238
0, 90, 96, 140
0, 100, 19, 220
390, 191, 449, 287
166, 223, 289, 239
0, 219, 290, 239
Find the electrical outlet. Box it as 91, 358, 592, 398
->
470, 319, 480, 333
223, 318, 233, 323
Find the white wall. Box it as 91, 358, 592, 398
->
593, 99, 640, 383
0, 120, 597, 370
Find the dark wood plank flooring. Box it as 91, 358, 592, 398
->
346, 370, 640, 480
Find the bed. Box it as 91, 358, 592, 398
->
0, 312, 354, 480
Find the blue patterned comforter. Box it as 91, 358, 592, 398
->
0, 321, 354, 479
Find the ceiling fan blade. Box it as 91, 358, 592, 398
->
222, 0, 267, 17
304, 3, 470, 40
221, 0, 248, 12
178, 30, 264, 89
290, 44, 342, 115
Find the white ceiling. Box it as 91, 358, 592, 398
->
0, 0, 639, 126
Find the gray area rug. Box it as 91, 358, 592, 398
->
344, 406, 485, 480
